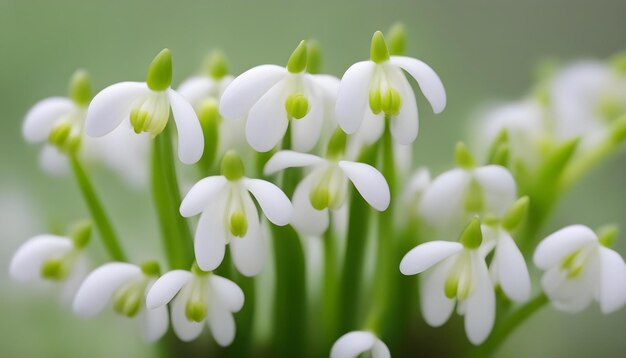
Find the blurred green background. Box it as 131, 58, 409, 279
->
1, 0, 625, 356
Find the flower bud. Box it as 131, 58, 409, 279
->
370, 31, 390, 64
146, 48, 172, 91
501, 196, 529, 232
287, 40, 308, 74
460, 217, 483, 249
71, 221, 92, 249
69, 69, 92, 106
221, 150, 245, 181
205, 50, 229, 80
387, 22, 406, 56
455, 142, 476, 169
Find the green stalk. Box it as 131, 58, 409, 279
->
470, 293, 548, 357
151, 123, 193, 269
321, 219, 338, 351
70, 154, 126, 261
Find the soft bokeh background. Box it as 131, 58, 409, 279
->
1, 0, 625, 356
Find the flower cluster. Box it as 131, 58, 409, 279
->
10, 24, 626, 357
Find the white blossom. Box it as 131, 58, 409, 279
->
330, 331, 390, 358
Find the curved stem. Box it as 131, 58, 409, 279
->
70, 154, 126, 261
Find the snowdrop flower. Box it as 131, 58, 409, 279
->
180, 150, 291, 275
335, 31, 446, 145
9, 223, 92, 297
73, 261, 168, 342
551, 58, 626, 149
534, 225, 626, 314
419, 143, 516, 232
85, 49, 203, 164
220, 40, 340, 152
146, 264, 244, 345
400, 218, 495, 345
264, 131, 390, 235
479, 197, 531, 303
330, 331, 390, 358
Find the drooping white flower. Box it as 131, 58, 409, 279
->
419, 143, 517, 232
330, 331, 390, 358
85, 49, 203, 164
180, 151, 292, 275
335, 31, 446, 145
219, 40, 340, 152
264, 147, 390, 236
533, 225, 626, 314
400, 218, 495, 345
146, 266, 244, 346
551, 59, 626, 149
73, 261, 168, 342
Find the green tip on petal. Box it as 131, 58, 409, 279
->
285, 93, 309, 119
306, 40, 322, 74
287, 40, 308, 73
41, 259, 68, 281
502, 196, 529, 232
455, 142, 476, 169
326, 128, 347, 159
229, 210, 248, 237
70, 220, 92, 249
460, 217, 483, 249
140, 261, 161, 277
205, 50, 229, 79
387, 22, 406, 56
370, 31, 390, 64
186, 301, 208, 322
146, 48, 172, 91
221, 150, 245, 181
69, 69, 92, 106
610, 52, 626, 75
309, 183, 330, 211
598, 225, 619, 248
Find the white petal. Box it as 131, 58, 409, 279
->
598, 247, 626, 314
210, 274, 245, 312
146, 270, 193, 309
243, 178, 292, 226
494, 231, 530, 302
73, 263, 142, 317
219, 65, 287, 119
464, 254, 495, 345
245, 79, 290, 152
541, 264, 595, 313
387, 65, 418, 145
330, 331, 376, 358
207, 297, 236, 347
311, 74, 340, 100
38, 145, 70, 176
142, 281, 169, 342
167, 89, 204, 164
263, 150, 325, 176
400, 241, 464, 275
180, 176, 228, 217
419, 168, 470, 227
473, 165, 517, 217
338, 161, 390, 211
420, 258, 456, 326
9, 235, 73, 282
351, 110, 385, 145
23, 97, 75, 143
177, 76, 215, 106
371, 339, 391, 358
194, 196, 227, 271
533, 225, 598, 270
335, 61, 375, 134
85, 82, 149, 137
290, 172, 329, 235
290, 77, 325, 152
171, 287, 204, 341
389, 56, 446, 113
230, 191, 266, 276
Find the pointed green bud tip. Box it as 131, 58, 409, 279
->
41, 259, 67, 280
370, 31, 390, 64
455, 142, 476, 169
306, 40, 321, 74
610, 52, 626, 75
229, 210, 248, 237
205, 50, 229, 79
198, 98, 220, 128
191, 262, 210, 276
598, 225, 619, 248
326, 129, 348, 159
287, 40, 308, 73
285, 93, 309, 119
69, 69, 92, 106
140, 261, 161, 277
146, 48, 172, 91
460, 217, 483, 249
186, 301, 208, 322
70, 221, 92, 249
221, 150, 245, 180
491, 143, 509, 166
502, 196, 529, 232
387, 22, 406, 56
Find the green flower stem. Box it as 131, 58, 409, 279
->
151, 123, 193, 269
338, 143, 379, 334
321, 219, 338, 351
271, 128, 307, 357
228, 273, 255, 358
470, 293, 548, 357
559, 138, 621, 191
70, 154, 126, 261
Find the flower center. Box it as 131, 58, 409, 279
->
112, 278, 149, 318
560, 245, 596, 279
48, 108, 85, 153
444, 251, 474, 301
226, 185, 248, 238
185, 278, 208, 322
309, 165, 345, 210
369, 66, 402, 116
40, 250, 78, 281
129, 92, 170, 136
